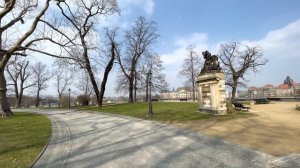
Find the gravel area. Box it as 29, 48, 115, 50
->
172, 102, 300, 157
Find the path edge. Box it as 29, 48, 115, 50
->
29, 113, 53, 168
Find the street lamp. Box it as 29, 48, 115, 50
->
68, 88, 71, 109
147, 67, 153, 117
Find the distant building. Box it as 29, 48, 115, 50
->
294, 84, 300, 97
159, 87, 199, 101
247, 82, 300, 98
235, 76, 300, 98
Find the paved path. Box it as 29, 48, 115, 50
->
16, 109, 300, 168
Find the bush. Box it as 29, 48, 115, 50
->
296, 104, 300, 111
77, 95, 90, 106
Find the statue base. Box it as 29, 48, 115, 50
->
196, 72, 227, 115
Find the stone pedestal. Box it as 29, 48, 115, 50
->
196, 72, 227, 115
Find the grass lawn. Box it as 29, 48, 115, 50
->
79, 102, 253, 122
0, 112, 51, 168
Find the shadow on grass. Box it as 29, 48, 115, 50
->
0, 112, 51, 168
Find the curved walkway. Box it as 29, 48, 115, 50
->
16, 109, 299, 168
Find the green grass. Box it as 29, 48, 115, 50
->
79, 102, 253, 122
0, 112, 51, 168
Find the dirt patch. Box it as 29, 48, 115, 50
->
171, 102, 300, 157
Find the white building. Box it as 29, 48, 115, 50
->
160, 87, 199, 101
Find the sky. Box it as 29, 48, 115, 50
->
33, 0, 300, 97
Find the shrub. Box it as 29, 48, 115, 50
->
77, 95, 90, 106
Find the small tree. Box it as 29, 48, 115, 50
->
75, 70, 94, 104
218, 41, 268, 99
53, 62, 73, 107
116, 53, 168, 101
142, 54, 168, 101
117, 16, 159, 103
31, 62, 52, 108
178, 46, 202, 101
5, 57, 34, 108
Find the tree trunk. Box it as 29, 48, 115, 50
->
0, 32, 12, 116
14, 83, 19, 108
99, 43, 115, 107
191, 51, 195, 101
231, 80, 238, 100
145, 78, 148, 102
58, 94, 62, 107
36, 89, 40, 108
128, 78, 134, 103
87, 67, 100, 107
82, 47, 101, 107
16, 95, 22, 108
16, 84, 24, 108
134, 74, 137, 102
15, 97, 21, 108
192, 80, 195, 101
18, 94, 23, 107
0, 70, 13, 117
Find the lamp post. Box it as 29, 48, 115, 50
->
68, 88, 71, 109
147, 67, 153, 117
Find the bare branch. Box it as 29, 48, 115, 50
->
218, 41, 268, 99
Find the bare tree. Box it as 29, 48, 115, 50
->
76, 70, 94, 98
117, 17, 159, 103
40, 0, 119, 107
218, 41, 268, 99
53, 62, 73, 107
142, 54, 168, 101
178, 46, 202, 101
31, 62, 52, 108
0, 0, 61, 116
5, 57, 34, 108
98, 28, 118, 106
116, 53, 168, 101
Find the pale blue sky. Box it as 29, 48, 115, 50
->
33, 0, 300, 96
151, 0, 300, 44
110, 0, 300, 93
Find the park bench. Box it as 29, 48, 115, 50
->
232, 101, 251, 111
253, 98, 270, 104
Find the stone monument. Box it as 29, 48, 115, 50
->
196, 51, 227, 115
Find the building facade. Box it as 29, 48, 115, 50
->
246, 82, 300, 98
160, 87, 199, 101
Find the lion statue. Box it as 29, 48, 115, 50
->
200, 50, 221, 74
